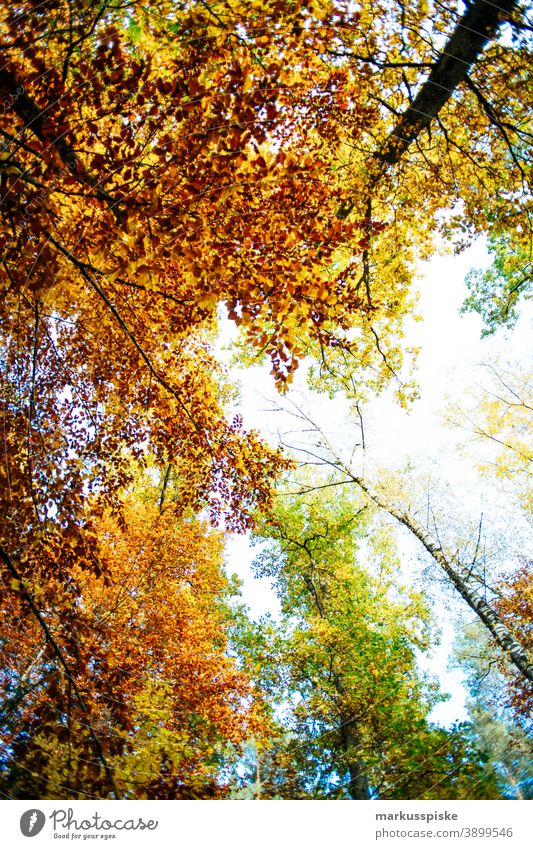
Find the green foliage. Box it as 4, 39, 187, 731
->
453, 620, 533, 798
462, 234, 532, 335
467, 704, 533, 800
235, 476, 500, 798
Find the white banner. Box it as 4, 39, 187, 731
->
2, 799, 531, 849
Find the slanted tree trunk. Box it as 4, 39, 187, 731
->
337, 0, 520, 218
349, 476, 533, 684
375, 0, 519, 171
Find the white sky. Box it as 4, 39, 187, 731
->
221, 239, 532, 727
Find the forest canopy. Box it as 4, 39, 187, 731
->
0, 0, 531, 800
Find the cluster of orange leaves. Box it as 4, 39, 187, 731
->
1, 500, 268, 798
494, 562, 533, 719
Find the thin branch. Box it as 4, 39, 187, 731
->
464, 74, 527, 181
159, 463, 173, 513
45, 233, 205, 440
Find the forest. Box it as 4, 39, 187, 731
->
0, 0, 531, 800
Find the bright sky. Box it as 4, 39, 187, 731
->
220, 238, 532, 727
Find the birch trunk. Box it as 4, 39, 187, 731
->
350, 475, 533, 684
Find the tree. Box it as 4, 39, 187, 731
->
1, 0, 530, 542
443, 362, 533, 711
240, 477, 500, 799
467, 703, 533, 799
449, 363, 533, 515
1, 0, 530, 387
0, 0, 531, 800
463, 233, 533, 335
0, 491, 267, 799
271, 400, 533, 687
493, 562, 533, 718
454, 622, 533, 798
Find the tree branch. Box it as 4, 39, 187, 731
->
0, 67, 122, 218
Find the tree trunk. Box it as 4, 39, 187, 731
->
349, 476, 533, 684
336, 0, 519, 218
374, 0, 519, 172
302, 567, 372, 798
340, 716, 371, 800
